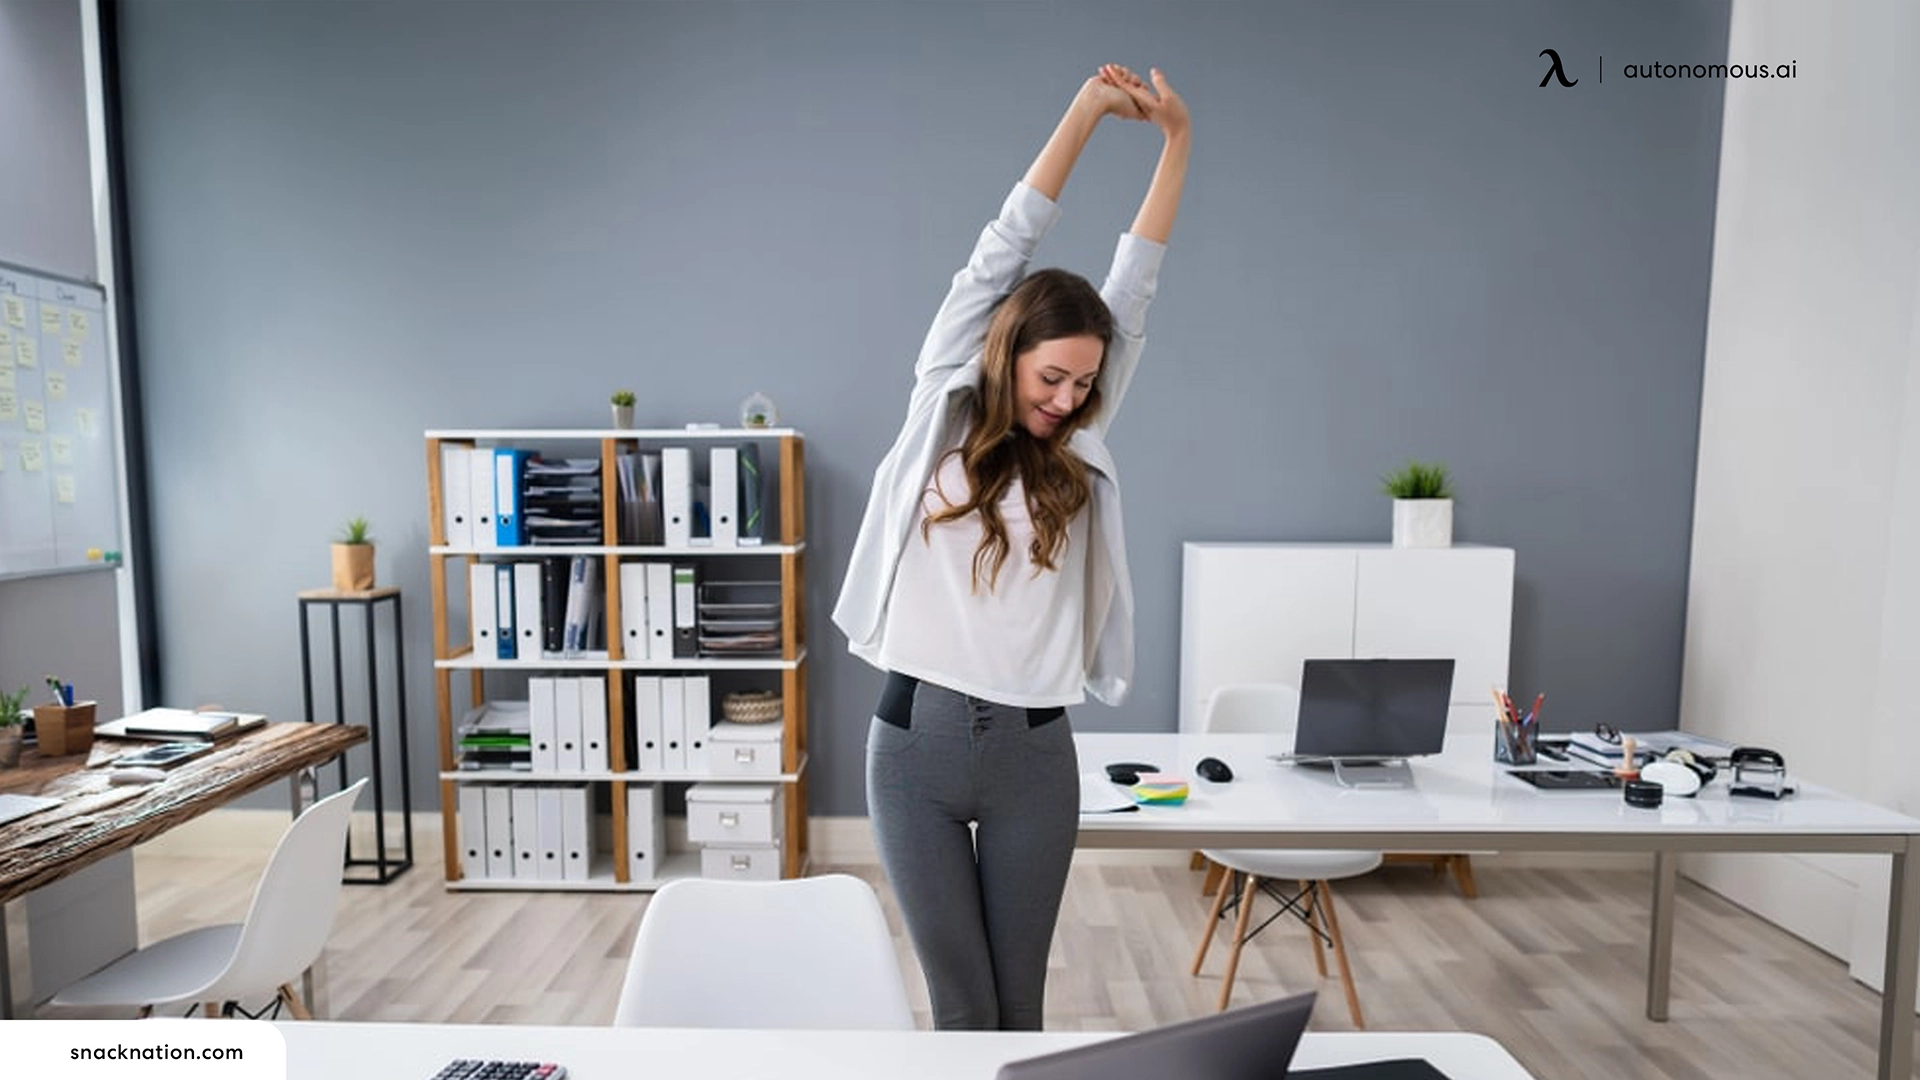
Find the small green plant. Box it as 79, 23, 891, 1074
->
610, 389, 636, 407
0, 686, 31, 728
1381, 461, 1454, 500
338, 516, 373, 545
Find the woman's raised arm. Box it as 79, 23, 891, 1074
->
1022, 72, 1146, 201
1101, 64, 1190, 244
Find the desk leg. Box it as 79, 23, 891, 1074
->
1646, 850, 1676, 1021
1, 903, 13, 1019
1878, 841, 1919, 1080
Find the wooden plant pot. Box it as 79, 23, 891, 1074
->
33, 700, 97, 756
332, 542, 376, 591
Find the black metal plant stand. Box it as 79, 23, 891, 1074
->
297, 586, 414, 883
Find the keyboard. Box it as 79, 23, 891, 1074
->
0, 793, 61, 827
429, 1061, 565, 1080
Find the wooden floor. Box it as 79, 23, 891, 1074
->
63, 840, 1916, 1079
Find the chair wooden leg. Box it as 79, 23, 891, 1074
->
1217, 873, 1260, 1013
136, 1005, 153, 1019
1192, 866, 1236, 975
1200, 858, 1226, 898
277, 984, 312, 1020
1189, 850, 1208, 871
1316, 880, 1365, 1028
1302, 880, 1329, 977
1448, 854, 1479, 898
202, 1002, 220, 1018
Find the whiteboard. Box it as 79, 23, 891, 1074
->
0, 259, 120, 579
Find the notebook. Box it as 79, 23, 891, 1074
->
0, 792, 61, 827
996, 991, 1316, 1080
96, 708, 267, 742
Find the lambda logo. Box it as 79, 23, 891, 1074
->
1539, 49, 1577, 87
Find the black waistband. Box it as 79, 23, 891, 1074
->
877, 671, 1064, 730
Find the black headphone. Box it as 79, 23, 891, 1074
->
1105, 762, 1159, 785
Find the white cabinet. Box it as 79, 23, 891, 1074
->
1179, 543, 1514, 735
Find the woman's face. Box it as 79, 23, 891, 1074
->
1012, 334, 1103, 439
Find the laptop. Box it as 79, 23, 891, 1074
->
1275, 658, 1455, 766
995, 991, 1316, 1080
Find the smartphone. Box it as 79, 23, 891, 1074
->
113, 741, 211, 769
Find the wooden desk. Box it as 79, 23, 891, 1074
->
0, 721, 365, 1012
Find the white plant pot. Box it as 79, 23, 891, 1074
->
611, 404, 635, 430
1392, 498, 1453, 549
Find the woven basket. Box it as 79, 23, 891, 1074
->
721, 690, 783, 724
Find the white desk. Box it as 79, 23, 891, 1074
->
1075, 732, 1920, 1080
276, 1022, 1536, 1079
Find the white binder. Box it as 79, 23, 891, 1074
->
468, 562, 497, 658
683, 674, 711, 774
554, 676, 584, 773
482, 784, 513, 880
580, 675, 609, 772
645, 561, 673, 661
661, 677, 687, 774
510, 785, 540, 880
440, 443, 473, 548
535, 786, 565, 882
513, 561, 543, 660
708, 446, 739, 547
633, 675, 665, 772
662, 446, 692, 547
468, 446, 498, 551
672, 564, 698, 658
626, 783, 665, 884
527, 676, 558, 773
559, 784, 591, 882
618, 562, 648, 657
457, 784, 486, 880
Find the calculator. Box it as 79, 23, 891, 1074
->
428, 1060, 566, 1080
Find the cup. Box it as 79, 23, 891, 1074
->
1493, 718, 1536, 765
32, 700, 97, 756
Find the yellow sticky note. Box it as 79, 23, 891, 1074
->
63, 340, 83, 367
45, 371, 67, 402
23, 399, 46, 433
51, 435, 73, 466
21, 439, 44, 472
69, 309, 89, 339
0, 389, 15, 422
54, 474, 75, 503
16, 338, 36, 368
40, 305, 62, 335
2, 296, 23, 329
75, 407, 96, 437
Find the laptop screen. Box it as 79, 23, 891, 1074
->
1293, 658, 1455, 760
994, 991, 1316, 1080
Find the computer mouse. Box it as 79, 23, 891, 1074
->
110, 767, 167, 785
1195, 756, 1234, 783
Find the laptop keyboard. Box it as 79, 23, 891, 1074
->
428, 1061, 565, 1080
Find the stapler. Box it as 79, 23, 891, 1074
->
1728, 746, 1794, 800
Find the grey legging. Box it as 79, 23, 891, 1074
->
866, 673, 1080, 1030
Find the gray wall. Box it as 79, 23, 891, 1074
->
0, 0, 126, 725
112, 1, 1728, 814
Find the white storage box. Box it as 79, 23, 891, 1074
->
707, 721, 785, 777
700, 844, 782, 881
686, 783, 783, 846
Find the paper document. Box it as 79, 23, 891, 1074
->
1078, 772, 1139, 814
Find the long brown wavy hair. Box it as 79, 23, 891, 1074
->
922, 268, 1113, 592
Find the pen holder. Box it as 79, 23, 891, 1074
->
32, 700, 97, 756
1494, 718, 1536, 766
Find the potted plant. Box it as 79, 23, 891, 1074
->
1381, 460, 1454, 548
610, 389, 637, 430
0, 686, 29, 768
332, 515, 376, 591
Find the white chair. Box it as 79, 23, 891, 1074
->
613, 873, 914, 1030
50, 779, 366, 1019
1191, 684, 1376, 1027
